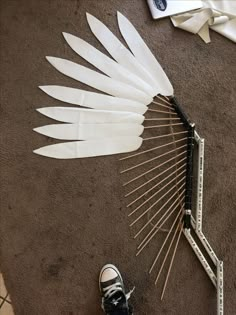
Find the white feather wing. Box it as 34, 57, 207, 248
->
34, 136, 143, 159
63, 32, 156, 97
39, 86, 147, 114
34, 123, 144, 140
117, 12, 174, 96
46, 57, 152, 105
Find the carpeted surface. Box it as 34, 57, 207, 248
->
0, 0, 235, 314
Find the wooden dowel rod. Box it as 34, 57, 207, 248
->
161, 222, 184, 299
149, 210, 183, 274
122, 151, 187, 186
137, 203, 183, 258
155, 95, 173, 106
163, 96, 170, 101
148, 109, 177, 115
129, 172, 185, 217
155, 215, 184, 284
129, 177, 185, 223
133, 185, 185, 238
120, 138, 187, 161
143, 131, 187, 142
152, 100, 174, 110
125, 158, 186, 197
144, 123, 183, 129
136, 193, 185, 251
120, 144, 187, 173
144, 117, 180, 121
127, 167, 186, 208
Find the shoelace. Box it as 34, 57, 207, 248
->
125, 286, 135, 300
103, 283, 135, 304
101, 284, 135, 313
103, 282, 123, 300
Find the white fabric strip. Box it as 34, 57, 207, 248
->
39, 86, 148, 115
210, 18, 236, 43
36, 107, 144, 124
33, 136, 143, 159
34, 123, 144, 140
117, 12, 174, 96
86, 13, 160, 93
46, 57, 152, 105
171, 0, 236, 43
63, 32, 156, 97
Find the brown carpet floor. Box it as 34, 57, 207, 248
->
0, 0, 236, 314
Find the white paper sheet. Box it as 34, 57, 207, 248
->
63, 32, 156, 97
39, 86, 148, 114
34, 137, 143, 159
117, 12, 174, 96
34, 123, 144, 140
86, 13, 160, 93
36, 107, 144, 124
46, 57, 152, 105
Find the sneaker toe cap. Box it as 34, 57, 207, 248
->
101, 268, 118, 282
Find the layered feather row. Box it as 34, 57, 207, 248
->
34, 12, 173, 159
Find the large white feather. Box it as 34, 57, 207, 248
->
33, 136, 142, 159
86, 13, 160, 94
62, 32, 156, 97
46, 57, 152, 105
34, 123, 144, 140
39, 86, 147, 114
117, 12, 174, 96
36, 107, 144, 124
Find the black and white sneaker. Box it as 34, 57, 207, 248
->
99, 264, 134, 315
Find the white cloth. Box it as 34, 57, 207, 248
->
171, 0, 236, 43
